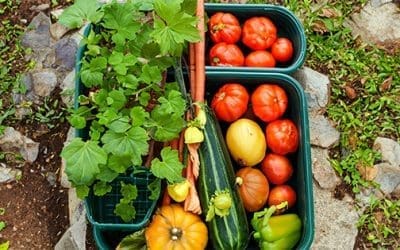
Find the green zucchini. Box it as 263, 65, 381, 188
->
198, 106, 250, 250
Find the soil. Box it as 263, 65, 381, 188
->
0, 1, 95, 249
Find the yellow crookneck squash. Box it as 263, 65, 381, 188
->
145, 204, 208, 250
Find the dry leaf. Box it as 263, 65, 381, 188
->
344, 86, 357, 100
312, 20, 328, 34
380, 76, 392, 92
319, 8, 339, 18
357, 164, 378, 181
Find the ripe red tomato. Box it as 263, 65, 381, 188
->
268, 184, 297, 212
242, 16, 277, 50
211, 83, 249, 122
251, 84, 288, 122
209, 42, 245, 66
208, 12, 242, 44
261, 153, 293, 185
245, 50, 276, 67
271, 37, 294, 63
266, 119, 299, 155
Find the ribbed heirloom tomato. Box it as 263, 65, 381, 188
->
271, 37, 294, 63
211, 83, 249, 122
208, 12, 242, 44
245, 50, 276, 67
209, 42, 245, 66
251, 84, 288, 122
266, 119, 299, 155
242, 16, 277, 50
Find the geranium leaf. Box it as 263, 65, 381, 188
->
150, 147, 185, 183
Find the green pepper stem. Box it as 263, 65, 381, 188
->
253, 201, 289, 227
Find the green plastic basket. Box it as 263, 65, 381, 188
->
204, 71, 314, 249
85, 168, 160, 231
205, 3, 307, 74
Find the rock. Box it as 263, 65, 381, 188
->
373, 162, 400, 195
21, 12, 51, 51
29, 3, 50, 12
312, 183, 359, 249
60, 70, 75, 106
373, 137, 400, 167
309, 114, 340, 148
46, 172, 57, 186
292, 67, 330, 114
345, 2, 400, 48
54, 204, 87, 250
54, 38, 78, 71
69, 189, 85, 225
0, 127, 40, 163
60, 127, 76, 189
50, 22, 70, 40
311, 147, 341, 190
32, 69, 58, 97
0, 164, 22, 183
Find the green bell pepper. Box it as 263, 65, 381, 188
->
251, 202, 301, 250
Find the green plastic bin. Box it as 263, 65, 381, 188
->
204, 71, 314, 249
205, 3, 307, 74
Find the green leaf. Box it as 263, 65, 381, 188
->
0, 241, 9, 250
90, 57, 108, 71
120, 182, 138, 203
148, 178, 161, 200
149, 111, 185, 142
102, 2, 141, 40
61, 138, 107, 185
157, 89, 186, 115
97, 109, 119, 126
58, 0, 103, 29
93, 181, 112, 196
140, 64, 162, 84
96, 165, 119, 182
116, 229, 147, 250
108, 89, 127, 110
117, 74, 139, 90
108, 116, 131, 133
150, 147, 185, 183
130, 106, 149, 127
0, 221, 5, 232
101, 127, 149, 166
107, 155, 132, 174
108, 51, 124, 65
138, 92, 150, 106
68, 113, 86, 129
114, 203, 136, 222
75, 185, 90, 199
81, 69, 103, 87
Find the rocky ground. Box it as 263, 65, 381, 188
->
0, 0, 399, 249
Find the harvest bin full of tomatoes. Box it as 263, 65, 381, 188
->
205, 3, 307, 74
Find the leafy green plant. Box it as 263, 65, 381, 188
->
60, 0, 200, 221
357, 196, 400, 248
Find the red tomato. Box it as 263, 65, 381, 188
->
208, 12, 242, 44
251, 84, 288, 122
268, 184, 297, 212
261, 153, 293, 185
209, 42, 245, 66
242, 16, 277, 50
245, 50, 276, 67
271, 37, 294, 63
211, 83, 249, 122
266, 119, 299, 155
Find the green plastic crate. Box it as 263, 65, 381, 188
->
204, 71, 314, 249
205, 3, 307, 74
85, 168, 160, 231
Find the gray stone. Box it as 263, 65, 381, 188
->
309, 114, 340, 148
312, 183, 359, 249
311, 147, 341, 190
373, 137, 400, 167
54, 205, 87, 250
29, 3, 50, 12
0, 164, 22, 183
21, 12, 51, 51
60, 127, 76, 189
60, 70, 76, 106
292, 67, 330, 114
0, 127, 40, 163
374, 162, 400, 195
54, 38, 78, 71
69, 189, 85, 225
50, 22, 71, 40
345, 2, 400, 46
46, 172, 57, 186
32, 69, 58, 97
